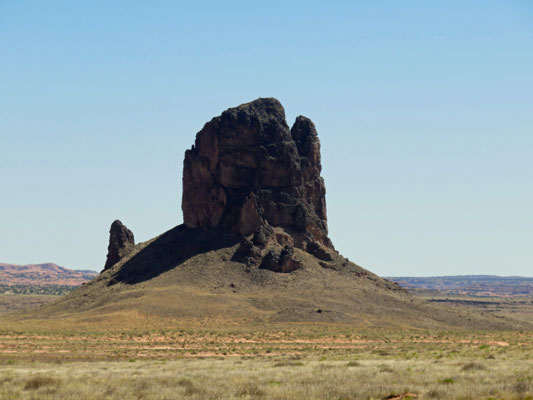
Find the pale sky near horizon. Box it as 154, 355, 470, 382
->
1, 1, 532, 276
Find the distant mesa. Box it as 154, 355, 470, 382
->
0, 263, 96, 287
389, 275, 533, 298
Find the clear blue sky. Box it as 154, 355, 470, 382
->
1, 1, 532, 276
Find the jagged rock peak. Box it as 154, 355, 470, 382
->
182, 97, 331, 249
104, 220, 135, 271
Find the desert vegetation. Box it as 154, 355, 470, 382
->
2, 356, 532, 399
0, 284, 77, 296
0, 327, 531, 399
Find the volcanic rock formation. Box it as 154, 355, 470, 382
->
104, 220, 135, 270
182, 98, 331, 254
25, 98, 526, 331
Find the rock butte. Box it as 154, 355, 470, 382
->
105, 98, 335, 273
182, 97, 329, 251
30, 98, 524, 331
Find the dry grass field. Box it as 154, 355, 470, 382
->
1, 281, 531, 399
0, 326, 531, 399
1, 283, 532, 398
2, 356, 532, 400
1, 232, 531, 399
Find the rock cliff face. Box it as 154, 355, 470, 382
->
182, 98, 331, 251
104, 220, 135, 270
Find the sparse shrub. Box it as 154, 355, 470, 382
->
426, 389, 444, 399
273, 361, 304, 367
384, 392, 418, 400
177, 377, 201, 396
461, 362, 486, 371
103, 386, 116, 396
23, 375, 59, 390
441, 378, 455, 384
314, 364, 335, 371
0, 376, 13, 387
346, 361, 361, 367
177, 377, 194, 388
385, 392, 400, 399
513, 381, 529, 393
235, 383, 265, 397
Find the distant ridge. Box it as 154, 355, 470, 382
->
389, 275, 533, 280
388, 275, 533, 298
0, 263, 97, 287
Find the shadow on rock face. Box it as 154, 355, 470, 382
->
107, 224, 240, 285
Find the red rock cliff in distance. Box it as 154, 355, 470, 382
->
182, 98, 332, 250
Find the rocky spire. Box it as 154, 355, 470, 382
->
181, 98, 331, 249
104, 220, 135, 270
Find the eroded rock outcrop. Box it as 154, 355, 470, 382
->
182, 98, 331, 251
104, 220, 135, 270
231, 224, 301, 272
